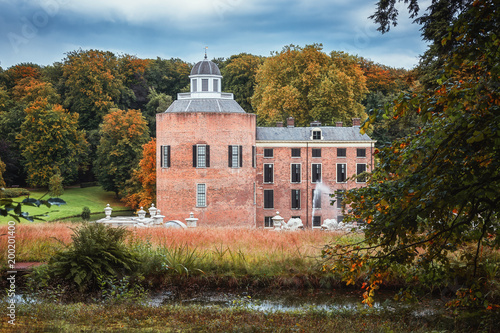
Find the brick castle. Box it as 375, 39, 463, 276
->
156, 56, 375, 228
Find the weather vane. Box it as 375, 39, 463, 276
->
204, 46, 208, 59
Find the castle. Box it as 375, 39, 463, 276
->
156, 56, 375, 228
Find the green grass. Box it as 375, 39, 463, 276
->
0, 186, 129, 224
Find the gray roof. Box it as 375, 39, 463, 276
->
256, 126, 373, 141
165, 99, 246, 113
191, 59, 221, 76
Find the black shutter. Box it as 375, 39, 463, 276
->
264, 190, 274, 209
239, 145, 243, 167
160, 146, 164, 168
252, 146, 256, 168
193, 145, 197, 167
167, 146, 171, 167
228, 145, 232, 167
206, 145, 210, 167
291, 190, 296, 208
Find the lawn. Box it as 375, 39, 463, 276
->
0, 186, 130, 224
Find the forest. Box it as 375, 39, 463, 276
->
0, 44, 414, 208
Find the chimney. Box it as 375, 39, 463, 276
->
352, 118, 361, 127
310, 120, 321, 127
336, 121, 343, 127
287, 117, 295, 128
276, 121, 283, 127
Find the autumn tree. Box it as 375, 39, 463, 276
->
252, 44, 368, 126
221, 53, 264, 113
118, 55, 152, 111
121, 138, 156, 209
94, 108, 149, 195
325, 0, 500, 312
18, 91, 88, 187
62, 49, 125, 132
0, 157, 6, 188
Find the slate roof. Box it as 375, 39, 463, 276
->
165, 99, 246, 113
256, 126, 373, 142
190, 59, 221, 76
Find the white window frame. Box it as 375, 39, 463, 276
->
232, 145, 239, 168
311, 163, 322, 183
356, 163, 367, 183
291, 189, 301, 209
290, 163, 302, 183
336, 163, 347, 183
196, 183, 207, 207
311, 129, 323, 140
337, 148, 347, 158
264, 163, 274, 184
264, 216, 273, 228
197, 144, 207, 168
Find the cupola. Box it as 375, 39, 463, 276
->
189, 54, 223, 97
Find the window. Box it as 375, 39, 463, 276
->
312, 129, 321, 140
312, 164, 321, 183
312, 189, 321, 209
291, 148, 301, 157
196, 184, 206, 207
264, 190, 274, 209
213, 79, 219, 92
264, 148, 273, 158
291, 164, 301, 183
336, 190, 344, 209
337, 148, 346, 157
264, 164, 274, 183
291, 189, 300, 209
160, 145, 170, 168
193, 144, 210, 168
337, 163, 346, 182
252, 146, 256, 168
192, 79, 197, 92
312, 148, 321, 157
264, 216, 273, 228
228, 145, 242, 168
356, 164, 367, 182
202, 79, 209, 91
357, 148, 366, 157
337, 215, 344, 223
313, 216, 321, 228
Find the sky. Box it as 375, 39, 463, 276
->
0, 0, 429, 70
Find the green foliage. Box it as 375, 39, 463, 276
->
221, 53, 264, 113
144, 88, 172, 136
94, 108, 149, 195
49, 223, 140, 292
48, 173, 64, 197
144, 57, 191, 99
0, 187, 30, 198
0, 190, 65, 222
81, 206, 91, 221
327, 0, 500, 311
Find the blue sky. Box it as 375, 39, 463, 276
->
0, 0, 429, 70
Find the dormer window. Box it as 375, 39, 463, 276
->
312, 129, 322, 140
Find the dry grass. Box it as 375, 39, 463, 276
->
0, 222, 360, 264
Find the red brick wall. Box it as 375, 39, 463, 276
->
156, 112, 257, 227
255, 144, 373, 228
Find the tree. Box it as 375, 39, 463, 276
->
221, 53, 264, 113
325, 0, 500, 310
121, 138, 156, 209
144, 88, 172, 136
0, 157, 6, 188
252, 44, 368, 126
94, 109, 149, 195
18, 96, 88, 187
62, 49, 125, 131
118, 55, 152, 111
144, 57, 190, 99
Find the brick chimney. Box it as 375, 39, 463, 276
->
310, 120, 321, 127
276, 121, 283, 127
336, 121, 343, 127
352, 118, 361, 127
287, 117, 295, 128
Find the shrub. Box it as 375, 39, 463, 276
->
0, 188, 30, 198
49, 223, 140, 292
81, 206, 91, 221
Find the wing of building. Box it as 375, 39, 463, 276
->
156, 56, 376, 228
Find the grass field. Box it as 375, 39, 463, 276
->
0, 186, 129, 224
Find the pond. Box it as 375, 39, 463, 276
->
148, 289, 443, 316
